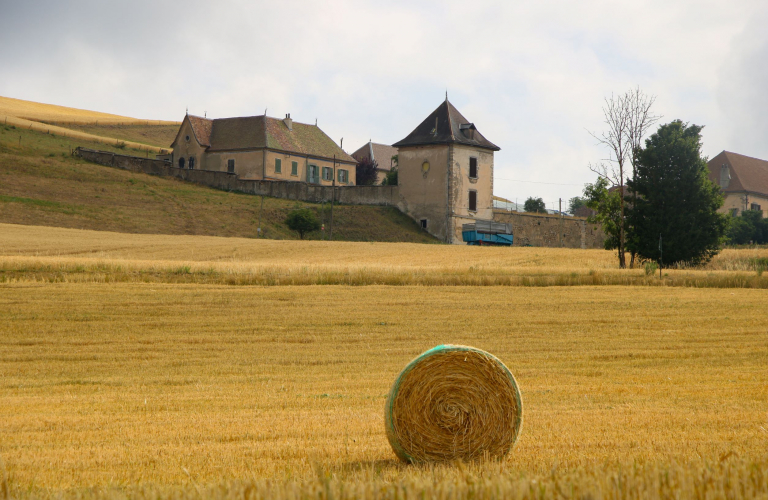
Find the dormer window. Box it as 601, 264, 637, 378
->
460, 123, 476, 140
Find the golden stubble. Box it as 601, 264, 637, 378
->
1, 283, 767, 491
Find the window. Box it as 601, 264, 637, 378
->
275, 158, 282, 173
291, 161, 298, 176
188, 157, 195, 169
338, 169, 348, 184
420, 219, 428, 229
185, 135, 190, 142
730, 208, 739, 216
227, 159, 235, 174
468, 190, 477, 211
178, 157, 185, 168
751, 203, 762, 211
469, 157, 478, 178
308, 164, 318, 183
322, 166, 333, 181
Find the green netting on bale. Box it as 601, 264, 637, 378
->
384, 344, 523, 463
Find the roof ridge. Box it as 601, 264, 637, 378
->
723, 150, 768, 164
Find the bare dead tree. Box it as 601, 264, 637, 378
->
590, 93, 631, 268
589, 87, 660, 269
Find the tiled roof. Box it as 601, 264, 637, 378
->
264, 118, 355, 163
393, 99, 500, 151
209, 116, 265, 151
351, 141, 398, 171
179, 114, 355, 163
187, 115, 213, 147
708, 151, 768, 196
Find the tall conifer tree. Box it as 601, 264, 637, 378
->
626, 121, 726, 266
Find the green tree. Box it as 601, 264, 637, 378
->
382, 166, 398, 186
583, 177, 622, 250
727, 209, 768, 245
524, 197, 546, 214
285, 207, 321, 239
626, 120, 726, 267
568, 196, 587, 213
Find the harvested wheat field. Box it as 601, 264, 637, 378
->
1, 225, 767, 499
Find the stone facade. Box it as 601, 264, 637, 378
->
170, 114, 357, 186
707, 151, 768, 218
393, 99, 500, 244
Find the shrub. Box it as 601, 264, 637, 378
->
285, 207, 320, 239
644, 261, 658, 276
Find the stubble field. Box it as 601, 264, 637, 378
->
1, 224, 767, 499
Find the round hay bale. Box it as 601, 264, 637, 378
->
385, 344, 523, 463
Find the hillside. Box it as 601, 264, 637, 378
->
0, 122, 437, 242
0, 95, 178, 125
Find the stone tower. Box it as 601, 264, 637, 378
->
393, 99, 500, 243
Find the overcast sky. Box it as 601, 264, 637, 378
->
1, 0, 766, 207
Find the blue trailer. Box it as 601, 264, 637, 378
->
462, 220, 514, 246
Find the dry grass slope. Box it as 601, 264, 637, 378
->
0, 96, 179, 153
0, 124, 436, 243
0, 95, 177, 125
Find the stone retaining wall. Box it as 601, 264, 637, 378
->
75, 148, 404, 207
492, 210, 606, 249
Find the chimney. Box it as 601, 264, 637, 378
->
283, 113, 293, 131
720, 164, 731, 189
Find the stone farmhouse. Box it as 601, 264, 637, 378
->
393, 98, 499, 243
707, 151, 768, 217
170, 113, 357, 186
351, 141, 398, 184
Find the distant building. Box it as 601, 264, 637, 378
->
707, 151, 768, 217
351, 141, 398, 185
170, 113, 357, 185
393, 98, 500, 243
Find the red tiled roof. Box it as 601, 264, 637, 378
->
708, 151, 768, 196
180, 114, 355, 163
187, 115, 212, 147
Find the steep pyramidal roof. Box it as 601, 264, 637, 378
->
175, 114, 355, 163
707, 151, 768, 196
392, 99, 500, 151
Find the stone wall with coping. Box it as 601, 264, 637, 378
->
75, 148, 403, 208
492, 210, 606, 249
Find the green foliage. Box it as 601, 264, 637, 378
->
524, 197, 546, 214
644, 261, 658, 276
583, 177, 622, 250
568, 196, 587, 213
355, 156, 378, 186
382, 166, 398, 186
726, 209, 768, 245
285, 207, 321, 239
626, 120, 727, 266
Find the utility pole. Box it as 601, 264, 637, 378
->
329, 155, 336, 240
659, 234, 663, 278
559, 198, 563, 247
257, 195, 264, 238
